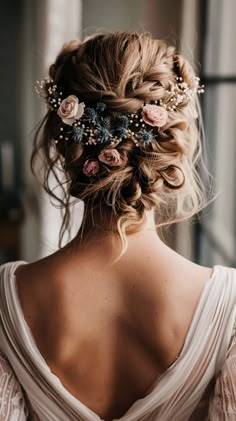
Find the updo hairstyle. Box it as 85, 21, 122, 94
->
32, 32, 210, 252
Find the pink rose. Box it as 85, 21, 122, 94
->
57, 95, 85, 125
82, 159, 99, 176
142, 104, 168, 127
98, 148, 122, 166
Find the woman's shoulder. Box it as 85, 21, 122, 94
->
0, 260, 28, 280
214, 263, 236, 285
0, 257, 58, 286
0, 259, 28, 269
209, 264, 236, 307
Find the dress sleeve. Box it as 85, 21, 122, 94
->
208, 322, 236, 420
0, 351, 29, 421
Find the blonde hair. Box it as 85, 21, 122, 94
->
32, 32, 213, 255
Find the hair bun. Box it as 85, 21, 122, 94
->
32, 32, 209, 258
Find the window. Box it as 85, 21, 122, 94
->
196, 0, 236, 267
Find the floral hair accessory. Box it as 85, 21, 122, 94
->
35, 75, 204, 148
142, 104, 168, 127
158, 76, 205, 111
57, 95, 85, 125
137, 129, 154, 146
82, 159, 99, 176
35, 78, 63, 109
98, 148, 123, 166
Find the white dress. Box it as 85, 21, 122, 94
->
0, 261, 236, 421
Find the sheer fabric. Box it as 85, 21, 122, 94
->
0, 261, 236, 420
0, 351, 29, 420
207, 321, 236, 420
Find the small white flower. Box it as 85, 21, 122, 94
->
180, 82, 188, 89
176, 94, 184, 104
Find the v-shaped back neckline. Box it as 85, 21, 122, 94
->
9, 261, 219, 421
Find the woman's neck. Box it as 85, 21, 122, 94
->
77, 205, 157, 239
64, 205, 164, 263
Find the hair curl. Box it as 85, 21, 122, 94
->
32, 31, 213, 256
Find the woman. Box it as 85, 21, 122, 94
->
0, 32, 235, 421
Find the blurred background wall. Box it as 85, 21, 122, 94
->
0, 0, 235, 268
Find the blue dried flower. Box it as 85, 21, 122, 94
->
96, 102, 107, 113
117, 115, 129, 129
112, 127, 127, 139
71, 127, 84, 143
101, 116, 111, 129
137, 129, 154, 145
97, 126, 112, 143
84, 107, 96, 121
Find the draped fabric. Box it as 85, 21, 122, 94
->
208, 323, 236, 420
0, 350, 29, 420
0, 261, 236, 421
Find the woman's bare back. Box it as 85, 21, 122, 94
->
15, 235, 213, 420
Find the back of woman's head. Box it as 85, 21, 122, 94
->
32, 31, 209, 252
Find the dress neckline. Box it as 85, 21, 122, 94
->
10, 261, 219, 421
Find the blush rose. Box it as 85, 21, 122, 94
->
98, 149, 122, 166
82, 159, 99, 176
57, 95, 85, 125
142, 104, 168, 127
